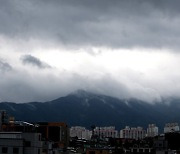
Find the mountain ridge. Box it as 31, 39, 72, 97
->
0, 90, 180, 131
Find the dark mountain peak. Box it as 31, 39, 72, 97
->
49, 89, 98, 104
69, 89, 97, 98
1, 91, 180, 130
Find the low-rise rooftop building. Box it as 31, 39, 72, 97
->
0, 132, 42, 154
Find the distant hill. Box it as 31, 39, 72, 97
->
1, 90, 180, 131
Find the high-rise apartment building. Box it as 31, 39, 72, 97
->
70, 126, 92, 140
164, 123, 179, 133
120, 126, 146, 140
147, 124, 158, 137
94, 126, 118, 138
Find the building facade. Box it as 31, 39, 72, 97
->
94, 126, 118, 139
0, 132, 42, 154
120, 126, 146, 140
164, 123, 180, 133
37, 122, 69, 148
70, 126, 92, 140
147, 124, 158, 137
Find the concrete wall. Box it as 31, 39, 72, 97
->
0, 138, 24, 154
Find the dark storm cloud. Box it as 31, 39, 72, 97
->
1, 0, 180, 49
21, 55, 51, 69
0, 60, 12, 72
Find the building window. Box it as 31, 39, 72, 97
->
2, 147, 8, 153
39, 134, 41, 141
13, 147, 19, 154
133, 149, 137, 153
25, 141, 31, 147
139, 149, 143, 153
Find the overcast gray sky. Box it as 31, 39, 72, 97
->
0, 0, 180, 103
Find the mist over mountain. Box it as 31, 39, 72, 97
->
0, 90, 180, 131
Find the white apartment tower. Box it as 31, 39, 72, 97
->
70, 126, 92, 140
94, 126, 118, 138
147, 124, 158, 137
164, 123, 180, 133
120, 126, 146, 140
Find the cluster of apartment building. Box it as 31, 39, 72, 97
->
1, 110, 180, 154
70, 123, 180, 140
70, 126, 92, 140
120, 126, 146, 140
70, 124, 180, 154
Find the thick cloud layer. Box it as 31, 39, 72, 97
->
0, 0, 180, 49
0, 0, 180, 103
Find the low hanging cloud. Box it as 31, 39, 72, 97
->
0, 52, 180, 103
21, 55, 51, 69
0, 67, 160, 103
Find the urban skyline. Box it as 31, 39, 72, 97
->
1, 110, 180, 154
